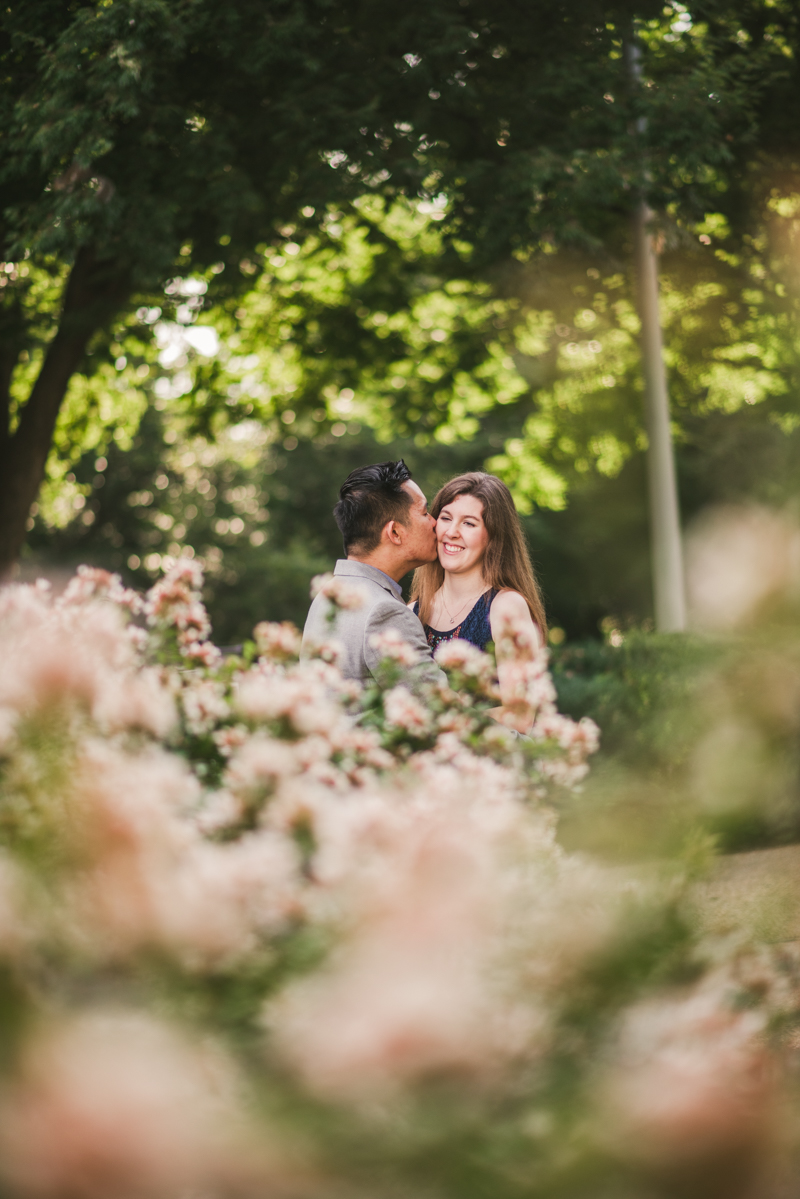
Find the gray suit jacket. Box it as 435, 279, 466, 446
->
301, 560, 446, 691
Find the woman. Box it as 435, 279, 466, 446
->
410, 471, 546, 649
409, 472, 547, 729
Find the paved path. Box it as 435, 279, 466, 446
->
694, 844, 800, 942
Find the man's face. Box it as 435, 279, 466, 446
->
398, 480, 437, 566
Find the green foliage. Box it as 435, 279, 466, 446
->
552, 631, 721, 770
4, 0, 758, 277
10, 0, 800, 651
486, 225, 800, 510
33, 177, 800, 580
553, 623, 800, 855
176, 198, 523, 444
5, 0, 798, 546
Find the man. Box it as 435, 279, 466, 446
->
302, 460, 446, 690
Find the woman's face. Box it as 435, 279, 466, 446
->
436, 493, 489, 575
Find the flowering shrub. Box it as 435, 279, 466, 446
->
0, 559, 797, 1199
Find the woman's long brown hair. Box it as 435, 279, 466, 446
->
410, 472, 547, 639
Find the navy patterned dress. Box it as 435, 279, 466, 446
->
413, 589, 499, 654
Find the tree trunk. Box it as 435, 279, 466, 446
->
0, 248, 129, 579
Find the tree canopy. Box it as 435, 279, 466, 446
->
4, 0, 794, 576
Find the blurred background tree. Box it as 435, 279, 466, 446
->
5, 0, 800, 646
24, 189, 800, 646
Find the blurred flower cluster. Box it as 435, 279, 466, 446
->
0, 557, 798, 1199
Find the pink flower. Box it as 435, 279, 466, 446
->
436, 709, 475, 736
269, 810, 510, 1098
181, 639, 222, 667
126, 625, 149, 655
534, 713, 599, 756
493, 610, 542, 659
254, 621, 302, 662
0, 585, 173, 737
601, 985, 774, 1166
224, 734, 300, 801
0, 1011, 267, 1199
96, 665, 177, 739
193, 788, 245, 835
368, 629, 420, 668
212, 724, 248, 757
304, 636, 345, 667
181, 679, 229, 736
160, 832, 303, 963
310, 573, 364, 610
234, 667, 341, 736
144, 561, 211, 641
536, 757, 590, 788
434, 639, 495, 684
383, 686, 432, 736
60, 741, 303, 967
60, 565, 143, 614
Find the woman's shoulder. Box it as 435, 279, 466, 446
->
490, 588, 529, 616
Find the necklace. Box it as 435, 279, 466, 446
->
440, 586, 485, 626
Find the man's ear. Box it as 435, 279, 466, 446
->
383, 519, 404, 546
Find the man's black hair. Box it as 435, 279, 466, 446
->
334, 460, 414, 555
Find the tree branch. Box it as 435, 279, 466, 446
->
0, 348, 15, 446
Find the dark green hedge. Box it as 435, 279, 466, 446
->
551, 632, 720, 772
551, 632, 800, 854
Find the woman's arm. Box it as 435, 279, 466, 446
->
489, 590, 542, 732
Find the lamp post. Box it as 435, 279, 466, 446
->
627, 38, 687, 632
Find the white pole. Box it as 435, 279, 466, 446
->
628, 41, 687, 632
633, 201, 687, 631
